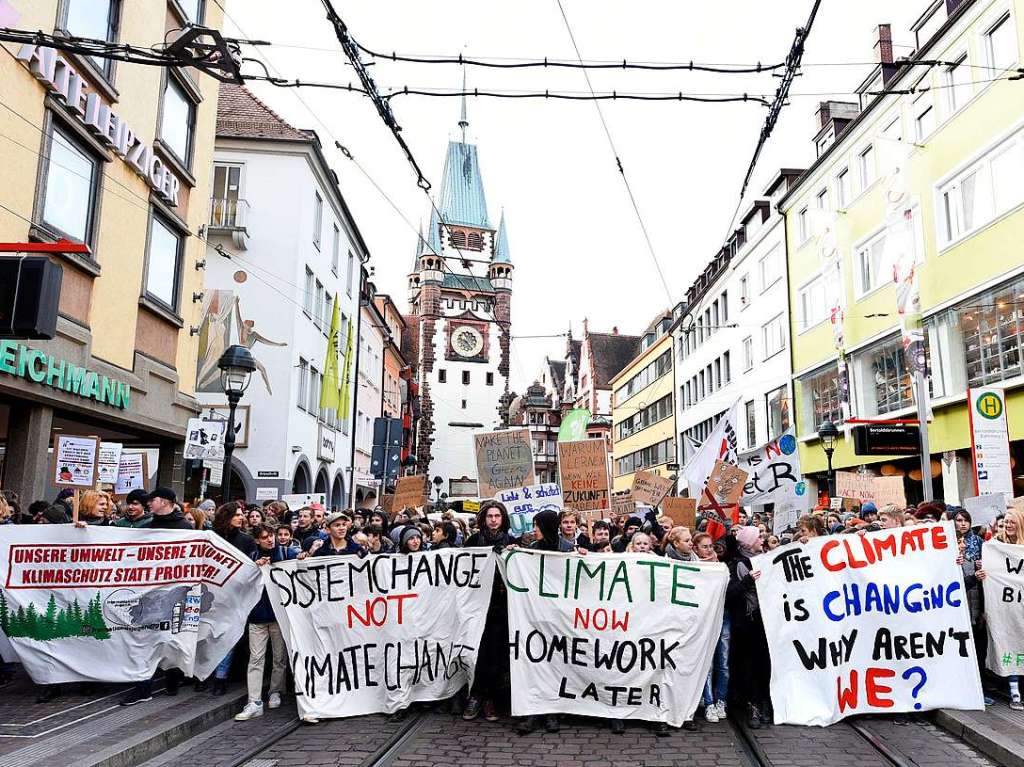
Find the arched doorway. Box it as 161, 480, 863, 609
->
331, 473, 345, 511
292, 462, 311, 494
314, 467, 329, 499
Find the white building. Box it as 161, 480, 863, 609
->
197, 84, 368, 507
353, 296, 386, 502
673, 169, 803, 466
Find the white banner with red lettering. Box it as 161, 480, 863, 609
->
754, 522, 983, 725
0, 526, 261, 682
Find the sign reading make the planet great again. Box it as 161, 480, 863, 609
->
0, 341, 130, 409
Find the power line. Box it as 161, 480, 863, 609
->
554, 0, 673, 307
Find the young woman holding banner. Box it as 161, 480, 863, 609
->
979, 509, 1024, 710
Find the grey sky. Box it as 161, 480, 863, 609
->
226, 0, 927, 393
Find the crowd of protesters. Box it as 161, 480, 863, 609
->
1, 485, 1021, 731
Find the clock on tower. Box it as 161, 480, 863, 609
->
447, 321, 488, 362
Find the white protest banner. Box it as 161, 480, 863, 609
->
184, 418, 225, 461
282, 493, 326, 509
0, 526, 261, 683
683, 401, 740, 498
495, 483, 564, 537
498, 549, 728, 727
265, 549, 496, 719
738, 430, 807, 507
754, 522, 983, 725
97, 442, 123, 485
981, 540, 1024, 678
114, 453, 148, 496
53, 433, 100, 488
963, 494, 1004, 530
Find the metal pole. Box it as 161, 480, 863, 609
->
222, 391, 240, 504
826, 448, 835, 500
914, 370, 934, 502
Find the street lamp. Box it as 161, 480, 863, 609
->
817, 419, 840, 501
218, 344, 256, 503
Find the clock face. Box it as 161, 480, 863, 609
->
452, 326, 484, 358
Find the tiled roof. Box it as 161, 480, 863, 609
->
493, 210, 511, 263
442, 273, 493, 292
439, 141, 491, 229
547, 359, 566, 393
216, 83, 308, 140
588, 332, 641, 388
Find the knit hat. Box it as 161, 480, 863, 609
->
400, 526, 422, 548
125, 489, 149, 506
859, 501, 878, 519
734, 525, 761, 550
197, 499, 216, 512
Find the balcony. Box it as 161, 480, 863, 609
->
207, 197, 250, 249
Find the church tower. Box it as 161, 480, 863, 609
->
408, 97, 513, 497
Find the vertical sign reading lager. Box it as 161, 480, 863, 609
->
968, 387, 1013, 502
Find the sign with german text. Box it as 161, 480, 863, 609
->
610, 490, 635, 520
662, 497, 697, 529
52, 434, 100, 488
495, 483, 564, 537
113, 453, 148, 496
498, 549, 728, 726
97, 442, 123, 485
474, 429, 536, 498
852, 424, 920, 456
981, 540, 1024, 678
0, 526, 261, 683
393, 475, 426, 511
754, 522, 983, 725
834, 472, 906, 508
557, 439, 610, 512
630, 471, 673, 507
264, 549, 496, 719
968, 387, 1013, 503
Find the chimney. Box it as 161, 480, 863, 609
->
873, 24, 893, 65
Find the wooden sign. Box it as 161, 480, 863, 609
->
557, 439, 610, 512
474, 429, 536, 498
393, 475, 426, 511
380, 494, 395, 515
631, 470, 674, 507
834, 471, 907, 508
662, 497, 697, 529
611, 490, 635, 520
705, 459, 748, 508
52, 434, 100, 489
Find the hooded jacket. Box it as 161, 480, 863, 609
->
529, 509, 563, 551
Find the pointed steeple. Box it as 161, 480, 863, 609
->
458, 67, 469, 145
493, 210, 511, 263
422, 208, 441, 256
412, 222, 425, 273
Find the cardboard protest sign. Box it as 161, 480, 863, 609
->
834, 472, 906, 508
0, 526, 261, 683
97, 442, 123, 485
981, 540, 1024, 678
737, 430, 807, 507
495, 483, 563, 538
264, 549, 496, 719
705, 460, 747, 508
610, 490, 635, 520
474, 429, 535, 498
630, 471, 673, 507
52, 434, 100, 488
557, 439, 610, 512
393, 475, 426, 511
114, 453, 148, 496
662, 497, 697, 529
962, 494, 1004, 530
498, 549, 728, 726
754, 522, 983, 725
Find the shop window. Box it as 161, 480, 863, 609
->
63, 0, 119, 78
160, 76, 196, 167
959, 277, 1024, 387
801, 367, 841, 433
867, 338, 914, 415
145, 213, 183, 310
40, 124, 100, 247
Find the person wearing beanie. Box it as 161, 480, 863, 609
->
399, 525, 424, 554
115, 489, 152, 528
859, 502, 879, 524
726, 525, 771, 729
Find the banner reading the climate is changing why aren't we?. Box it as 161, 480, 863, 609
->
0, 526, 262, 683
498, 549, 728, 727
754, 522, 984, 726
264, 549, 495, 719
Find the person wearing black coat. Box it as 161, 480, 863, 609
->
208, 502, 257, 694
725, 526, 772, 728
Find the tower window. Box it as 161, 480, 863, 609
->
467, 232, 484, 250
462, 371, 471, 385
486, 372, 494, 386
450, 230, 467, 249
461, 399, 467, 409
438, 369, 447, 383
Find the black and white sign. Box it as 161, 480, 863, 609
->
184, 418, 225, 461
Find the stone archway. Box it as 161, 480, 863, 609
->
314, 467, 330, 497
331, 473, 345, 511
292, 461, 312, 494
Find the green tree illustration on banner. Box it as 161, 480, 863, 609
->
0, 590, 111, 640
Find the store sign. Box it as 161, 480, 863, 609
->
0, 341, 131, 409
852, 424, 920, 456
17, 44, 181, 206
317, 425, 336, 462
968, 387, 1013, 502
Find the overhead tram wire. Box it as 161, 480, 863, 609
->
554, 0, 673, 306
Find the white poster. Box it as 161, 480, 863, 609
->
255, 487, 279, 501
982, 540, 1024, 678
683, 401, 740, 499
0, 526, 261, 683
754, 522, 983, 726
264, 549, 496, 719
54, 434, 99, 488
184, 418, 225, 461
281, 493, 327, 509
498, 549, 728, 727
97, 442, 123, 485
968, 387, 1013, 503
114, 453, 146, 496
963, 494, 1004, 530
737, 429, 807, 507
494, 483, 564, 538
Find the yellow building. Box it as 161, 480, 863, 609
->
0, 1, 223, 501
610, 311, 676, 492
780, 1, 1024, 503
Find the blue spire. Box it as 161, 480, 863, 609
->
493, 210, 511, 263
438, 141, 490, 229
420, 208, 441, 256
